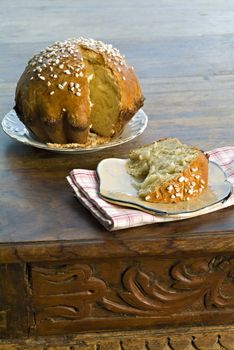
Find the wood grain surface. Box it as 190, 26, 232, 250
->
0, 1, 234, 345
1, 326, 234, 349
0, 1, 234, 262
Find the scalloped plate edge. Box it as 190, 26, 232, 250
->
1, 109, 148, 153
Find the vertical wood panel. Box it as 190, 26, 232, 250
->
0, 264, 30, 337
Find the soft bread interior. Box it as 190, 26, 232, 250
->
80, 48, 120, 137
127, 138, 198, 198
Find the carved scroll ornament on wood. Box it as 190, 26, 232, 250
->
102, 256, 234, 315
32, 263, 107, 322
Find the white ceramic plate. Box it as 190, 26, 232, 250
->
1, 109, 148, 153
97, 158, 233, 216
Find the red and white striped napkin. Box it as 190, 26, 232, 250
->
67, 147, 234, 231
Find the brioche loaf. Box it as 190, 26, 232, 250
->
14, 38, 144, 144
127, 138, 209, 203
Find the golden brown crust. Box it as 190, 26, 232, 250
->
145, 150, 209, 203
14, 38, 144, 144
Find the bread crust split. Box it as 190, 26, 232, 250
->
14, 38, 144, 144
127, 138, 209, 204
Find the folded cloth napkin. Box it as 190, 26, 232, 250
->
67, 147, 234, 231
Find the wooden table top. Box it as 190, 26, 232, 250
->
0, 0, 233, 264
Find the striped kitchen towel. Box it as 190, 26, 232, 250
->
67, 146, 234, 231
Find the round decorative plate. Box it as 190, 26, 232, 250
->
97, 158, 233, 217
1, 109, 148, 153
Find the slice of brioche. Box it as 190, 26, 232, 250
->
127, 138, 209, 203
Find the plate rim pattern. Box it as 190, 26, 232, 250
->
1, 108, 148, 153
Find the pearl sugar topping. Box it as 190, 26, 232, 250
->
27, 37, 127, 97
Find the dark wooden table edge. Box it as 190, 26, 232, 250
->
1, 229, 234, 264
